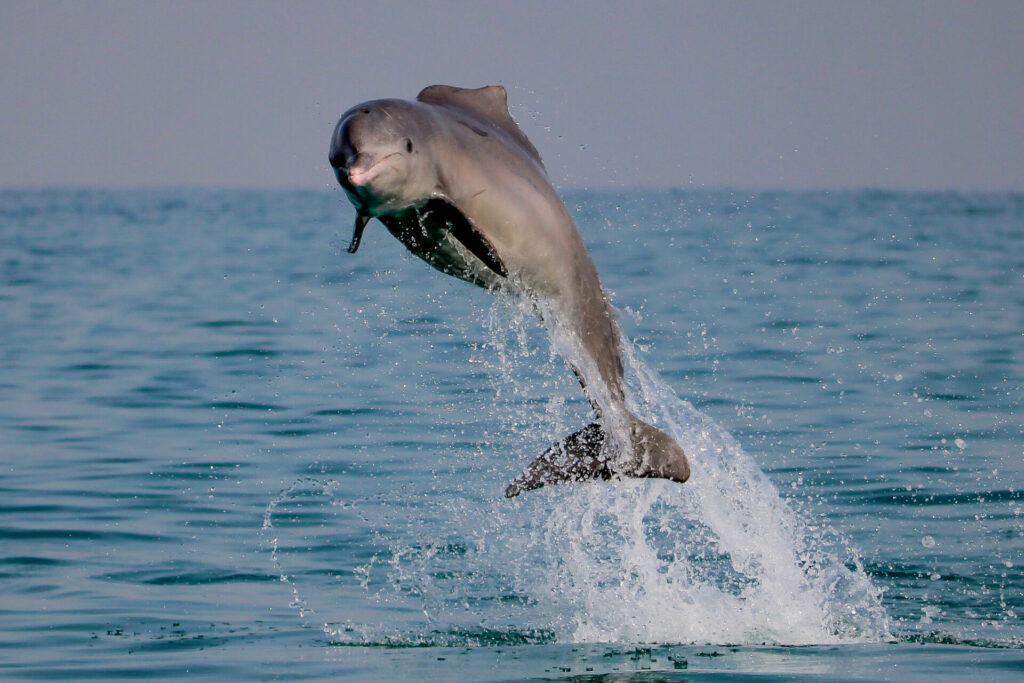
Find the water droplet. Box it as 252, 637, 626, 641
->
921, 535, 936, 548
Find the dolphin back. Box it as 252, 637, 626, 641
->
417, 85, 544, 170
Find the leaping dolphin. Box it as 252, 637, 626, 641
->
329, 84, 690, 496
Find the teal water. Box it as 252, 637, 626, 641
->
1, 189, 1021, 680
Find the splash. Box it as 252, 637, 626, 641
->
266, 293, 892, 646
481, 296, 892, 645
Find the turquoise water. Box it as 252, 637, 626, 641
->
1, 188, 1021, 680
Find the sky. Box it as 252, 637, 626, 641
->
1, 1, 1022, 191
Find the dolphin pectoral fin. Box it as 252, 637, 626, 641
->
348, 214, 370, 253
504, 422, 610, 498
429, 198, 508, 278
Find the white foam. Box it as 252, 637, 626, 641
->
481, 297, 892, 645
267, 295, 892, 646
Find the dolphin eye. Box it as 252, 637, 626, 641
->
405, 139, 413, 153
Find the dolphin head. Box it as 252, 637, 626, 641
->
330, 100, 438, 251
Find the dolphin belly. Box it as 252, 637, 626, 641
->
379, 199, 507, 289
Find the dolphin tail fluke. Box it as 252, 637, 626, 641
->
503, 418, 690, 498
626, 419, 691, 484
504, 422, 610, 498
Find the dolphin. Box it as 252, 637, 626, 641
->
329, 84, 690, 497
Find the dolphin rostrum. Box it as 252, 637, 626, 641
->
329, 84, 690, 496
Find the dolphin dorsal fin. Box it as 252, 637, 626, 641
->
417, 85, 544, 169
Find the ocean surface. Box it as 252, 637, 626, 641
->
1, 188, 1021, 680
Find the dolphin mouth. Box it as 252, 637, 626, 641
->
347, 152, 401, 187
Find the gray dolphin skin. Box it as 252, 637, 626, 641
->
329, 84, 690, 497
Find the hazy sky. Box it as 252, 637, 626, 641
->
2, 1, 1022, 190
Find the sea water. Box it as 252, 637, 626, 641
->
1, 188, 1021, 679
